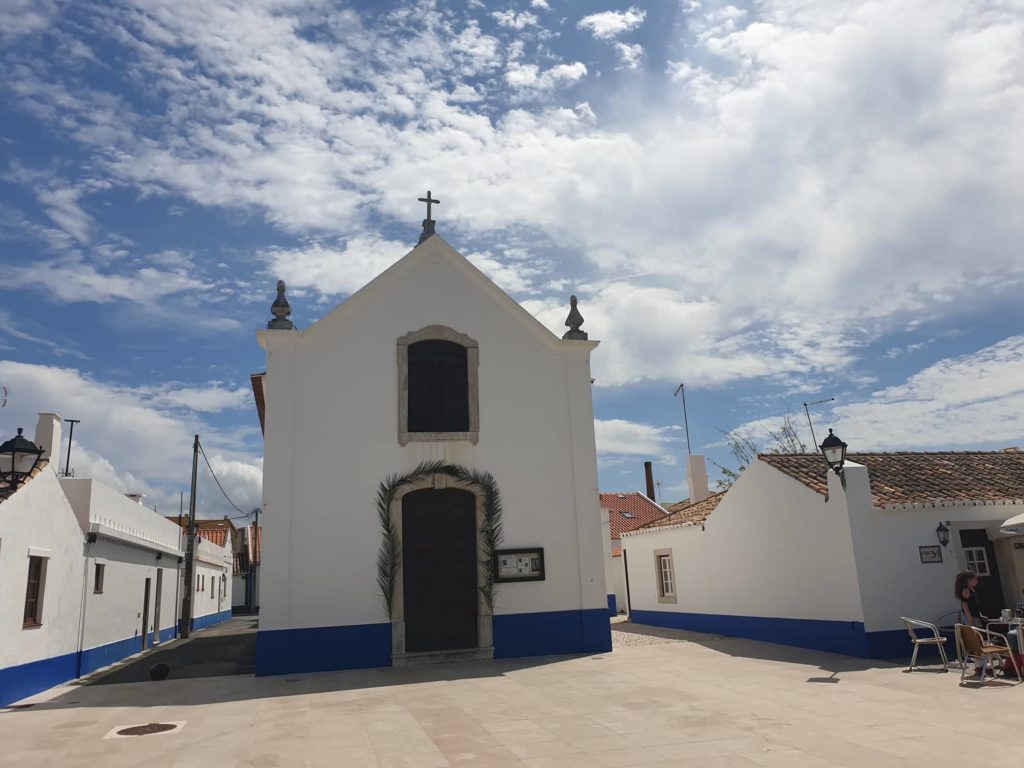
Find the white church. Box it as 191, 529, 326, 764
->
251, 200, 611, 675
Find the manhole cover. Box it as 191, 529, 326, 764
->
117, 723, 178, 737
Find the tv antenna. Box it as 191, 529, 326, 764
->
802, 397, 835, 448
673, 383, 692, 456
63, 419, 81, 477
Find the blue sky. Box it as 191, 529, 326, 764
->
1, 0, 1022, 516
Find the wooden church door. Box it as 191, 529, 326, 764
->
402, 488, 478, 652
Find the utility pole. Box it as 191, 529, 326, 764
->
63, 418, 81, 476
673, 383, 692, 456
250, 506, 261, 613
179, 434, 199, 638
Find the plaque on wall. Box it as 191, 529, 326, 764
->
494, 548, 545, 582
919, 545, 942, 564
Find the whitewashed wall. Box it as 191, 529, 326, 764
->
840, 462, 1024, 633
623, 459, 866, 624
260, 236, 605, 633
611, 555, 627, 614
0, 467, 85, 676
193, 534, 232, 621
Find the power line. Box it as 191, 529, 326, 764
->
197, 439, 250, 517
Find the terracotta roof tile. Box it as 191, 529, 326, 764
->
600, 492, 667, 539
166, 516, 238, 550
759, 450, 1024, 506
629, 492, 725, 532
247, 524, 261, 565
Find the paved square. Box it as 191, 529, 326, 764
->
2, 623, 1019, 767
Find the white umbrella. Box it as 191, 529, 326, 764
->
1001, 510, 1024, 531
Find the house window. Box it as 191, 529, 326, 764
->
964, 547, 990, 577
408, 340, 469, 432
397, 326, 479, 445
653, 548, 677, 604
23, 556, 47, 627
94, 563, 105, 594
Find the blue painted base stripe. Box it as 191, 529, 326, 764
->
255, 622, 392, 676
1, 623, 181, 706
631, 609, 873, 658
494, 608, 612, 659
190, 609, 233, 632
0, 651, 78, 707
607, 594, 617, 617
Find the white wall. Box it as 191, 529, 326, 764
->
623, 459, 866, 624
193, 534, 232, 620
841, 462, 1024, 633
0, 467, 85, 672
612, 555, 627, 614
260, 236, 605, 632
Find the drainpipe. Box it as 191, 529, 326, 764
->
75, 534, 93, 678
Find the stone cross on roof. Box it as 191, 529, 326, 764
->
417, 190, 440, 245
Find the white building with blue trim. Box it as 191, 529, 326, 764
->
622, 450, 1024, 659
252, 222, 611, 676
0, 413, 233, 706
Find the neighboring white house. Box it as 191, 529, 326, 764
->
599, 491, 668, 615
192, 533, 233, 630
623, 449, 1024, 658
62, 478, 186, 674
0, 416, 87, 706
1, 412, 234, 706
253, 219, 610, 676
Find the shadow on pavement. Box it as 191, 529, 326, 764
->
86, 616, 258, 685
19, 617, 596, 711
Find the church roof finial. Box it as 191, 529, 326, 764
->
267, 279, 295, 330
417, 190, 440, 245
562, 295, 588, 340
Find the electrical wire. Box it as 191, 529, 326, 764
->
197, 439, 251, 518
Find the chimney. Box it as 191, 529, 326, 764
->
34, 413, 62, 465
687, 454, 710, 503
644, 461, 656, 501
125, 493, 144, 504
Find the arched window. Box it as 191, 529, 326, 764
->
398, 326, 479, 445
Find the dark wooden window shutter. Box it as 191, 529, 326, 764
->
408, 340, 469, 433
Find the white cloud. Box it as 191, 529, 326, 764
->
5, 0, 1023, 390
492, 10, 538, 30
531, 0, 551, 10
263, 236, 409, 297
615, 42, 644, 69
505, 61, 588, 90
577, 7, 647, 40
595, 418, 679, 462
0, 361, 262, 517
833, 335, 1024, 450
10, 257, 210, 304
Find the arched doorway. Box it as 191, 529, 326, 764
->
401, 487, 479, 652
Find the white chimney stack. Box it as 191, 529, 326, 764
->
34, 412, 62, 466
687, 454, 710, 503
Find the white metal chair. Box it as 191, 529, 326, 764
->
901, 617, 949, 671
955, 624, 1022, 683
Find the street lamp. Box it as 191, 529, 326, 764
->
936, 522, 950, 548
819, 428, 848, 489
0, 428, 45, 489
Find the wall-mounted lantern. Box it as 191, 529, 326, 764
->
936, 521, 951, 548
819, 428, 848, 489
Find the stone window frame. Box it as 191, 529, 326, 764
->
654, 548, 677, 604
397, 325, 479, 446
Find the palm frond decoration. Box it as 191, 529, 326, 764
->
375, 460, 504, 617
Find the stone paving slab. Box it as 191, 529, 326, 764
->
1, 622, 1020, 767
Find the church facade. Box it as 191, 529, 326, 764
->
253, 221, 611, 675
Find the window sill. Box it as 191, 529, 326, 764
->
399, 430, 479, 446
657, 595, 678, 605
22, 621, 43, 629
